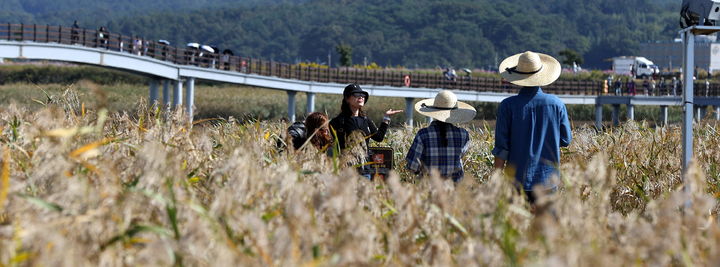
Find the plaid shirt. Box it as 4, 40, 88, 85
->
405, 121, 470, 181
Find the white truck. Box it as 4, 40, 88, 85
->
612, 56, 659, 78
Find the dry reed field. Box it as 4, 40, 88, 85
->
0, 88, 720, 266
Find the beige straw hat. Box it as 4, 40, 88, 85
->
415, 90, 476, 123
499, 51, 561, 87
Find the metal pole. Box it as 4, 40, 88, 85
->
149, 79, 159, 106
627, 104, 634, 121
287, 91, 297, 122
405, 97, 414, 126
612, 104, 620, 126
306, 92, 315, 114
660, 105, 669, 126
185, 77, 195, 120
595, 103, 603, 130
173, 79, 183, 108
681, 31, 694, 176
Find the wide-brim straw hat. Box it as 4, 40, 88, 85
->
499, 51, 561, 87
415, 90, 476, 123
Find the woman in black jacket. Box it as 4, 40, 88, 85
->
329, 84, 403, 151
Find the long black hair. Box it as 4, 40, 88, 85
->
340, 96, 366, 116
434, 121, 451, 147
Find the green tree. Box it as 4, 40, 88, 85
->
559, 49, 584, 66
336, 44, 352, 67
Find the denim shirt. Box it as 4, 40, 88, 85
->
492, 87, 572, 191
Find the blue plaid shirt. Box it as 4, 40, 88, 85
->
492, 87, 572, 191
405, 121, 470, 181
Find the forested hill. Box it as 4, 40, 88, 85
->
2, 0, 680, 69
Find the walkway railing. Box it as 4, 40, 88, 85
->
3, 23, 720, 97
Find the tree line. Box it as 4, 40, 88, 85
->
1, 0, 679, 69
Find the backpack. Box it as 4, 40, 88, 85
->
287, 121, 307, 150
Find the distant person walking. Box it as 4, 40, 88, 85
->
133, 36, 143, 56
97, 26, 109, 48
614, 78, 623, 96
650, 77, 656, 96
642, 78, 650, 96
405, 90, 476, 182
706, 79, 711, 97
672, 76, 678, 96
71, 20, 80, 44
626, 78, 636, 96
659, 77, 666, 96
493, 51, 572, 204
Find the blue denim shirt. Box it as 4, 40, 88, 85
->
492, 87, 572, 191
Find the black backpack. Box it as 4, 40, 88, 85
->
287, 121, 307, 150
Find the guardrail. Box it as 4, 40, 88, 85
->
2, 23, 720, 97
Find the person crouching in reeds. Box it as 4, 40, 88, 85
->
286, 112, 334, 152
405, 90, 477, 182
303, 112, 333, 151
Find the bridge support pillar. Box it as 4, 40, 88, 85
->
695, 105, 706, 122
594, 103, 603, 130
185, 77, 195, 120
612, 104, 620, 126
287, 91, 297, 122
149, 79, 159, 106
660, 105, 669, 127
715, 106, 720, 120
162, 80, 171, 107
173, 79, 183, 108
405, 97, 414, 126
627, 104, 634, 121
306, 92, 315, 114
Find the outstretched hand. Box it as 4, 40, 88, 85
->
385, 109, 404, 116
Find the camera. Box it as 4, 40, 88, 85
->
680, 0, 720, 28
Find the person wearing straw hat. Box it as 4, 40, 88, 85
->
492, 51, 572, 204
405, 90, 477, 182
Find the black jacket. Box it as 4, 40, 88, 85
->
329, 113, 388, 150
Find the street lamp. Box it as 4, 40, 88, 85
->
679, 0, 720, 186
680, 0, 720, 28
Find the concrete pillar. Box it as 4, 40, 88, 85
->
173, 79, 183, 108
660, 105, 668, 126
185, 77, 195, 119
287, 91, 297, 122
405, 97, 414, 126
162, 80, 171, 107
612, 104, 620, 126
715, 106, 720, 120
701, 106, 707, 119
627, 104, 634, 121
306, 92, 315, 114
595, 104, 603, 130
149, 79, 159, 106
